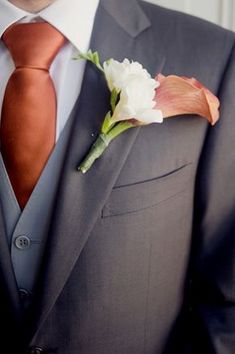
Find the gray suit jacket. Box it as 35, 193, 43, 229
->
0, 0, 235, 353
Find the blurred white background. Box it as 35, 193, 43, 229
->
146, 0, 235, 31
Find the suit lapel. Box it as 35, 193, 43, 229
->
30, 0, 166, 339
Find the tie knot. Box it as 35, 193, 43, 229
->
2, 22, 66, 70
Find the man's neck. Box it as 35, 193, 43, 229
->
9, 0, 56, 13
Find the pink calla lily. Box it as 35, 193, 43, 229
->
155, 74, 220, 125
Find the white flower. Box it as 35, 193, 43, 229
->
104, 58, 155, 92
111, 76, 163, 125
103, 58, 163, 124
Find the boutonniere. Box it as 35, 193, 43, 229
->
76, 51, 220, 173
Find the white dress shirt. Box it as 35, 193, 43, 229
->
0, 0, 100, 140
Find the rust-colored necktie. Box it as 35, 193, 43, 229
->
0, 23, 66, 208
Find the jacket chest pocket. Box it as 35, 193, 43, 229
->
102, 163, 193, 218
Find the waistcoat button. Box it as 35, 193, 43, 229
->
28, 346, 44, 354
15, 235, 31, 249
19, 288, 31, 300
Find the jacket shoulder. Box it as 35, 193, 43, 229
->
138, 0, 235, 85
139, 0, 235, 48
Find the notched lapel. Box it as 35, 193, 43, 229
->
30, 0, 166, 339
30, 59, 141, 341
100, 0, 151, 38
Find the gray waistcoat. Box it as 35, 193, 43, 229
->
0, 112, 74, 304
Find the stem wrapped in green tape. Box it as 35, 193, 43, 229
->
78, 121, 134, 173
78, 134, 111, 174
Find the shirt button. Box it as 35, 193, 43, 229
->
15, 235, 31, 249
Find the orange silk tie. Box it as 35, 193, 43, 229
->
0, 23, 66, 208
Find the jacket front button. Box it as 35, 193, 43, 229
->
28, 347, 44, 354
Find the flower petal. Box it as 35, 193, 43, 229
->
155, 74, 220, 125
135, 109, 163, 124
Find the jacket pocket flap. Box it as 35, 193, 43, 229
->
102, 163, 193, 217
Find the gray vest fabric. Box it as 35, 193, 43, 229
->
0, 113, 74, 299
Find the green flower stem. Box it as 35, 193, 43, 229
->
101, 112, 113, 134
78, 121, 134, 173
110, 89, 119, 113
106, 121, 134, 140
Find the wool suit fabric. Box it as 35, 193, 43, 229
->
0, 0, 235, 353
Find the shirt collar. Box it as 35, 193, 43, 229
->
0, 0, 100, 52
